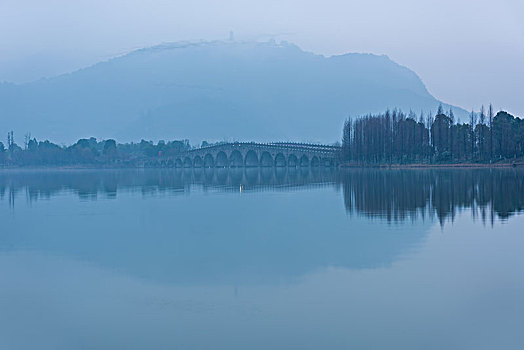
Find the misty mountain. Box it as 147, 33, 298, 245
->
0, 40, 466, 144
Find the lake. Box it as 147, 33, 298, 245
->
1, 168, 523, 349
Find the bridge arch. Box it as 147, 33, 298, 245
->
260, 167, 273, 181
245, 168, 259, 184
192, 168, 203, 180
216, 168, 228, 183
204, 154, 214, 168
245, 150, 259, 167
275, 167, 287, 182
183, 157, 193, 168
216, 151, 228, 168
300, 155, 309, 167
204, 167, 214, 182
193, 155, 203, 168
275, 153, 286, 167
288, 154, 298, 167
322, 158, 334, 167
260, 151, 273, 167
147, 160, 160, 168
229, 150, 243, 167
175, 158, 183, 168
311, 156, 319, 167
229, 168, 243, 183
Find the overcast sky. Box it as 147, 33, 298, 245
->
1, 0, 523, 116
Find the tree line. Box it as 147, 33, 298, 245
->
0, 136, 193, 166
341, 105, 524, 164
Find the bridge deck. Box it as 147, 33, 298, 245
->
187, 142, 341, 154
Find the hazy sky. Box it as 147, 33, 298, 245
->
1, 0, 523, 116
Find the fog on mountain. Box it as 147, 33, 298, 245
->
0, 40, 463, 145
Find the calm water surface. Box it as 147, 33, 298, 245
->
1, 168, 523, 349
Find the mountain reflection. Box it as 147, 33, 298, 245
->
1, 168, 523, 224
1, 168, 523, 285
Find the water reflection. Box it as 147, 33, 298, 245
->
0, 167, 336, 201
1, 168, 523, 224
0, 168, 429, 285
1, 169, 524, 349
341, 168, 524, 225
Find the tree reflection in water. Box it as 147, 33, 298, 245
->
339, 169, 524, 225
1, 168, 523, 225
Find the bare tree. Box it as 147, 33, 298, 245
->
479, 105, 486, 125
24, 132, 31, 150
488, 104, 494, 160
469, 110, 477, 160
478, 106, 486, 159
7, 131, 14, 150
437, 104, 444, 115
342, 117, 352, 161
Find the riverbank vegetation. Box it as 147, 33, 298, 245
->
1, 105, 523, 167
341, 105, 524, 165
0, 136, 195, 167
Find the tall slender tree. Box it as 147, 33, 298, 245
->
469, 110, 477, 160
477, 106, 486, 160
488, 104, 494, 160
342, 118, 352, 161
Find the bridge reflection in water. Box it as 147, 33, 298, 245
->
1, 168, 523, 225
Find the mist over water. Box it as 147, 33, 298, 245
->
1, 168, 523, 349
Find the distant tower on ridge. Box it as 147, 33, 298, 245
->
229, 31, 235, 41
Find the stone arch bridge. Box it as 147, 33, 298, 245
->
158, 142, 341, 168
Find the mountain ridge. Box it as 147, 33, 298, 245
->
0, 40, 467, 144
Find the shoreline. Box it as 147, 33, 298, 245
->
341, 162, 523, 169
1, 162, 523, 171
